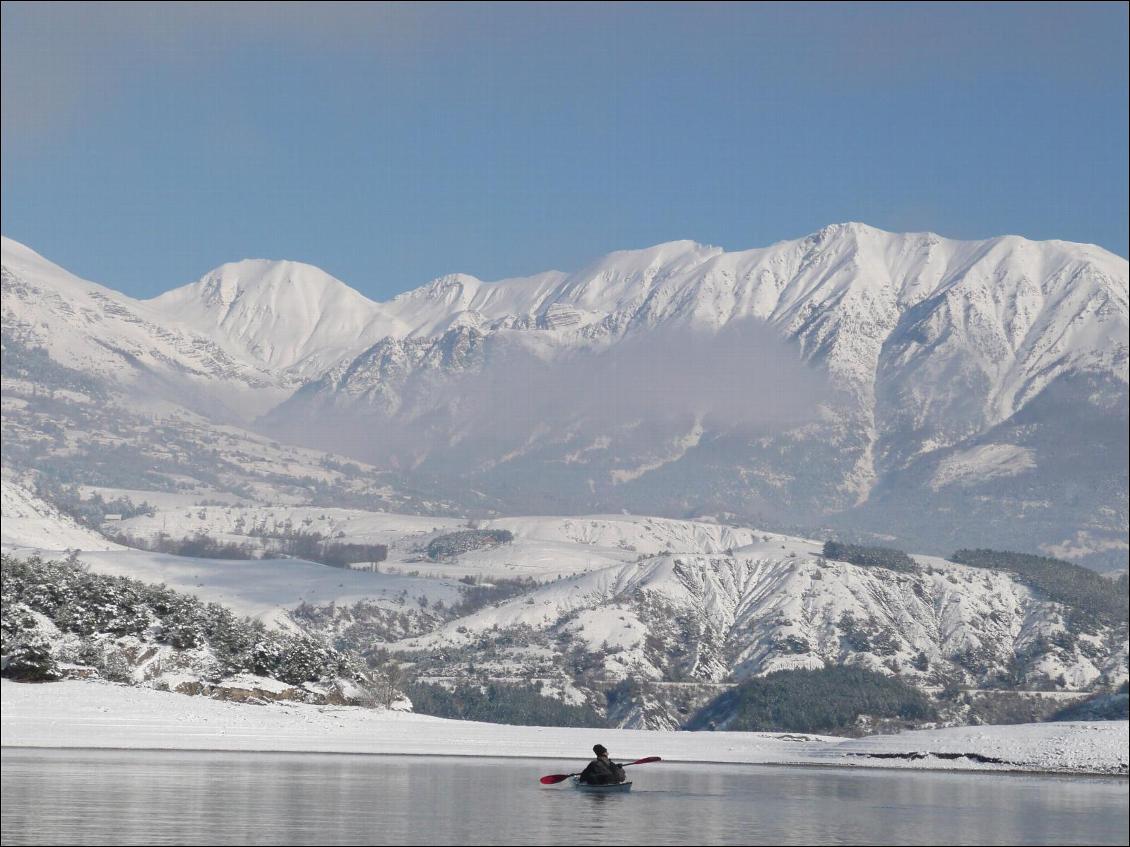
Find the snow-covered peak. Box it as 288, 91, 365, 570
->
372, 241, 725, 338
577, 238, 721, 270
149, 259, 393, 379
392, 272, 485, 304
806, 220, 882, 242
189, 259, 336, 310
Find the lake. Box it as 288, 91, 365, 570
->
1, 749, 1126, 845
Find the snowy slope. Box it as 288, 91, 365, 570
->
485, 515, 764, 555
1, 238, 433, 511
107, 504, 464, 551
4, 546, 463, 631
92, 500, 1129, 712
393, 542, 1127, 727
106, 508, 778, 581
0, 478, 121, 552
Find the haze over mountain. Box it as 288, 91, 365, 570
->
2, 224, 1127, 568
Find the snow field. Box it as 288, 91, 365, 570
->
2, 679, 1125, 775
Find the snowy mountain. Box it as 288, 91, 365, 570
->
3, 226, 1127, 566
1, 237, 289, 421
264, 225, 1129, 567
1, 239, 468, 517
147, 259, 392, 384
323, 223, 1126, 405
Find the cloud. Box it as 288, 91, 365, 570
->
465, 320, 834, 436
271, 319, 841, 474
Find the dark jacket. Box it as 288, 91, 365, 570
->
578, 757, 626, 785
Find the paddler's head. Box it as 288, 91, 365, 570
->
593, 744, 608, 759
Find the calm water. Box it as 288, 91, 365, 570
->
1, 749, 1127, 846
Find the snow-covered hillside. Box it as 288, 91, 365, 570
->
105, 508, 771, 580
0, 478, 121, 552
99, 504, 1119, 732
487, 515, 764, 556
392, 540, 1126, 728
105, 504, 463, 557
1, 555, 409, 708
0, 490, 465, 628
66, 549, 464, 630
1, 238, 463, 519
5, 492, 1127, 731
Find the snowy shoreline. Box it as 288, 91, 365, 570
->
3, 680, 1126, 777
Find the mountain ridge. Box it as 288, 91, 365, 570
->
3, 226, 1126, 567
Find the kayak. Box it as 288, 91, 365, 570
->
571, 777, 632, 793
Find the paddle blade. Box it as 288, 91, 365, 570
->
625, 756, 662, 766
539, 773, 574, 785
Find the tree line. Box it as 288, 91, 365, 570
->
405, 679, 608, 727
105, 529, 388, 569
951, 548, 1128, 627
822, 541, 918, 572
686, 666, 937, 735
1, 554, 395, 702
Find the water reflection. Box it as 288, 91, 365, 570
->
1, 750, 1126, 846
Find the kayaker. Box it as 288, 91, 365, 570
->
578, 744, 626, 785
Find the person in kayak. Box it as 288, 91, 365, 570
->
578, 744, 627, 785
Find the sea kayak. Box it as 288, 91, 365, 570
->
571, 777, 632, 793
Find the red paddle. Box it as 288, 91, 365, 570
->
539, 756, 662, 784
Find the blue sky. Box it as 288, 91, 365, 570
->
2, 2, 1127, 300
